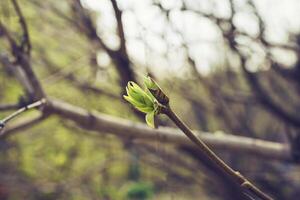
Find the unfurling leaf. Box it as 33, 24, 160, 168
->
143, 76, 169, 105
145, 111, 155, 128
144, 76, 159, 90
124, 81, 155, 114
124, 79, 165, 128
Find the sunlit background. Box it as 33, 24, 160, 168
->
84, 0, 300, 75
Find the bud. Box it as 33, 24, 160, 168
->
144, 76, 169, 105
123, 81, 157, 128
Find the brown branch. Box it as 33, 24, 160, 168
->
225, 0, 300, 128
11, 0, 31, 55
161, 104, 272, 200
271, 61, 298, 80
46, 99, 292, 161
0, 53, 34, 97
110, 0, 126, 53
13, 49, 45, 100
241, 62, 300, 128
243, 0, 300, 88
70, 0, 136, 93
0, 23, 45, 100
71, 0, 114, 56
69, 0, 143, 119
247, 0, 267, 46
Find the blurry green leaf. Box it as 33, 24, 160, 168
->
144, 76, 159, 90
143, 76, 169, 105
145, 111, 155, 128
124, 81, 160, 128
124, 82, 155, 114
126, 182, 154, 200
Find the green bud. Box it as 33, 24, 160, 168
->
144, 76, 169, 105
124, 78, 169, 128
144, 76, 159, 90
124, 81, 156, 114
123, 95, 153, 113
145, 110, 155, 128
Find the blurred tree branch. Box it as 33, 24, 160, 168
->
0, 99, 46, 133
46, 98, 291, 162
0, 113, 46, 138
70, 0, 136, 95
11, 0, 31, 55
224, 0, 300, 129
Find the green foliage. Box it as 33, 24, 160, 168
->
144, 76, 159, 90
124, 80, 158, 128
126, 182, 154, 200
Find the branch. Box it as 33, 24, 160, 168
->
46, 99, 291, 161
110, 0, 126, 53
0, 25, 45, 100
0, 113, 46, 138
126, 78, 272, 199
14, 52, 45, 100
71, 0, 114, 55
225, 0, 300, 128
162, 104, 272, 200
0, 53, 35, 97
0, 103, 20, 111
0, 99, 46, 132
70, 0, 136, 93
241, 62, 300, 128
11, 0, 31, 55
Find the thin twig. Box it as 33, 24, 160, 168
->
161, 104, 273, 200
11, 0, 31, 55
110, 0, 126, 53
0, 114, 47, 138
0, 98, 46, 131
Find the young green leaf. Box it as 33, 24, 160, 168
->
143, 76, 169, 105
145, 110, 155, 128
124, 81, 160, 128
144, 76, 159, 90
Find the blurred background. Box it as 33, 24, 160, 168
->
1, 0, 300, 199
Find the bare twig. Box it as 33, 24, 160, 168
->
241, 59, 300, 128
0, 99, 46, 132
70, 0, 136, 93
11, 0, 31, 55
0, 113, 46, 138
161, 104, 272, 200
225, 0, 300, 128
137, 76, 272, 199
0, 24, 45, 100
0, 54, 35, 97
110, 0, 126, 53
